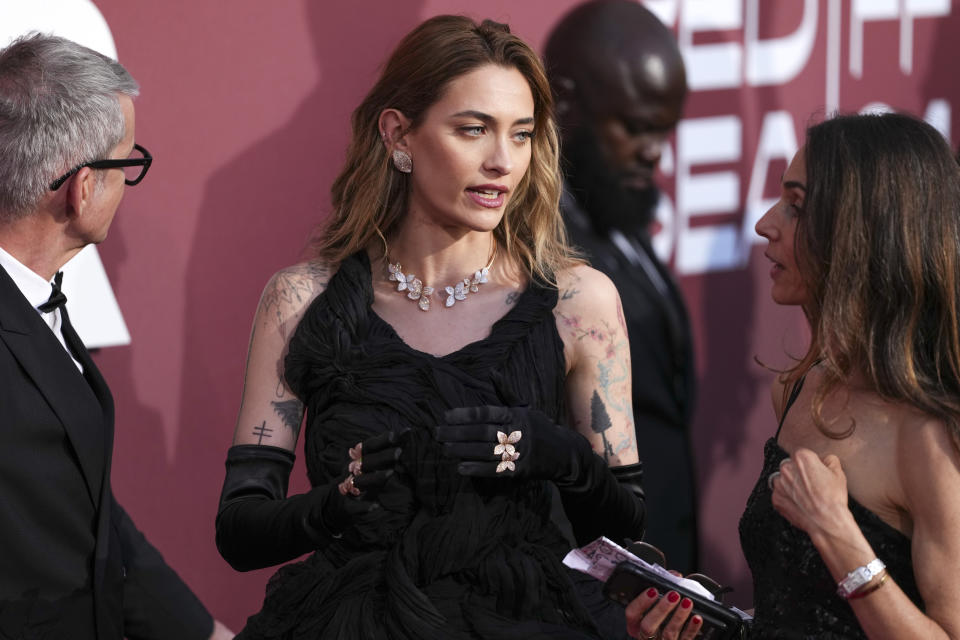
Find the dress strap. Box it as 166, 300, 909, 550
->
774, 375, 807, 440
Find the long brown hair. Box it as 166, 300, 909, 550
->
784, 112, 960, 446
314, 15, 577, 283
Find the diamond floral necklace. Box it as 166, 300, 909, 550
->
387, 243, 497, 312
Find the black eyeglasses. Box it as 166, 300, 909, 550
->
49, 143, 152, 191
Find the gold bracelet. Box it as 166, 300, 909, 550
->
847, 570, 889, 600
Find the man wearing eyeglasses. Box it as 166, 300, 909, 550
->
0, 34, 231, 640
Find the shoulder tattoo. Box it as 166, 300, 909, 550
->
261, 264, 330, 322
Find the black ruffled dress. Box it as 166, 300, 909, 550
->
738, 378, 924, 638
237, 252, 624, 639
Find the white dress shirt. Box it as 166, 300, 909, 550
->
0, 246, 83, 372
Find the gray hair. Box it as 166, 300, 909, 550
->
0, 33, 139, 222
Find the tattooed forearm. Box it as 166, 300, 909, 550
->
590, 390, 612, 433
252, 421, 273, 444
271, 399, 304, 438
590, 390, 616, 462
613, 435, 634, 455
561, 312, 634, 448
596, 343, 633, 431
576, 316, 630, 421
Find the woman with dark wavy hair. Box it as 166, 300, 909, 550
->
214, 15, 645, 639
628, 113, 960, 640
743, 112, 960, 638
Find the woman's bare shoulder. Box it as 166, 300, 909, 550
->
897, 412, 960, 486
554, 263, 620, 315
887, 404, 960, 521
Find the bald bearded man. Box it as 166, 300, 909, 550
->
546, 0, 698, 573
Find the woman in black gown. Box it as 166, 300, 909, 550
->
629, 113, 960, 639
214, 16, 646, 639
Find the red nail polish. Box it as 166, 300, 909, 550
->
646, 588, 658, 598
681, 598, 693, 609
692, 615, 703, 625
667, 591, 680, 603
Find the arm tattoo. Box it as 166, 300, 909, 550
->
590, 390, 612, 433
260, 263, 330, 333
560, 312, 636, 455
558, 313, 615, 348
261, 273, 313, 317
271, 399, 304, 438
306, 260, 330, 282
591, 323, 631, 421
590, 390, 615, 462
252, 421, 273, 444
560, 287, 580, 301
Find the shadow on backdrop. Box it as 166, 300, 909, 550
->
176, 0, 426, 629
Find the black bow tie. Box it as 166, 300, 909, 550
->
38, 271, 67, 314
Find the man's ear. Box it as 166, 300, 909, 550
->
378, 108, 412, 151
65, 167, 95, 221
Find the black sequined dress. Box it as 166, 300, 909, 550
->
738, 378, 924, 638
237, 252, 624, 640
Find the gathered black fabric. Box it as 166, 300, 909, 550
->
237, 252, 625, 639
738, 381, 923, 639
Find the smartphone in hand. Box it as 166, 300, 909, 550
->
604, 561, 747, 640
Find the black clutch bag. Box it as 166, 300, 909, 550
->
603, 560, 748, 640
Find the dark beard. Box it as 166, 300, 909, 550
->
562, 127, 660, 236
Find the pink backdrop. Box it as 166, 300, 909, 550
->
81, 0, 960, 629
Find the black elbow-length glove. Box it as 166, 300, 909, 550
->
215, 430, 406, 572
436, 405, 645, 545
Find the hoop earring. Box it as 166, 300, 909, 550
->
392, 149, 412, 174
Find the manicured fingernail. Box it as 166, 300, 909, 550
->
681, 598, 692, 609
692, 615, 703, 625
646, 588, 658, 598
667, 591, 680, 603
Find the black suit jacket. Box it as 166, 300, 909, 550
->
0, 264, 212, 640
562, 196, 700, 572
